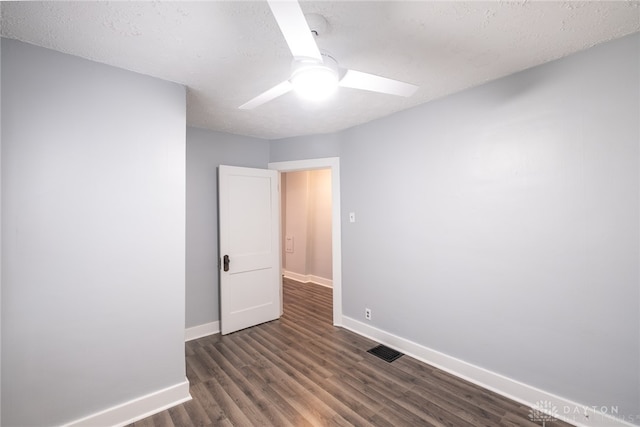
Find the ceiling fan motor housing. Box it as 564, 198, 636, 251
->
291, 52, 338, 79
290, 54, 339, 100
304, 13, 329, 37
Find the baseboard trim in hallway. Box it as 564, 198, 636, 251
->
283, 270, 333, 288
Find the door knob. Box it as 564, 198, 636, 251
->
223, 254, 230, 272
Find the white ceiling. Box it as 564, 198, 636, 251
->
1, 1, 639, 139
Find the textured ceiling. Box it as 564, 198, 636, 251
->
1, 1, 639, 139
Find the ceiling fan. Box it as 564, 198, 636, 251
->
239, 0, 419, 110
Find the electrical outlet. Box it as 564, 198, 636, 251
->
365, 308, 372, 320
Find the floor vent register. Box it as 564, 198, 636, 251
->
367, 344, 404, 363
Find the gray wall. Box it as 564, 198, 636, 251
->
0, 31, 3, 425
270, 33, 640, 419
1, 39, 187, 426
186, 127, 269, 328
270, 132, 342, 162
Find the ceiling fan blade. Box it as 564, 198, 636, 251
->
268, 0, 322, 61
239, 80, 293, 110
339, 69, 418, 97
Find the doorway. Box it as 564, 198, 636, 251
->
268, 158, 342, 326
281, 169, 333, 287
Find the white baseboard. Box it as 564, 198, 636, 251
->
185, 321, 220, 341
308, 275, 333, 288
284, 270, 333, 288
63, 379, 191, 427
342, 316, 637, 427
283, 270, 308, 283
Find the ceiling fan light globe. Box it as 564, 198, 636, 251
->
291, 65, 338, 101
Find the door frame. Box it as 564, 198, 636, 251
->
268, 157, 342, 326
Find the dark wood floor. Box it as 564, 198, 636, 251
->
129, 278, 569, 427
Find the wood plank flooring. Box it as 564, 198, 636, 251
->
129, 278, 569, 427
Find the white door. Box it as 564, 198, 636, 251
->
219, 165, 281, 335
